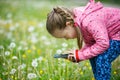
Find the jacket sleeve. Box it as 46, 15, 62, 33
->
75, 20, 110, 61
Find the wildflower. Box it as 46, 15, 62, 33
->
91, 77, 95, 80
62, 43, 68, 47
9, 42, 16, 49
41, 36, 47, 40
10, 68, 16, 74
27, 73, 37, 79
80, 71, 83, 75
31, 36, 38, 43
61, 63, 66, 67
40, 70, 43, 75
0, 45, 4, 49
18, 63, 26, 70
9, 26, 16, 31
22, 54, 27, 58
12, 56, 18, 60
56, 49, 62, 54
5, 51, 11, 56
38, 56, 43, 61
37, 49, 41, 54
113, 71, 117, 74
28, 26, 34, 32
7, 13, 12, 18
27, 49, 31, 53
31, 60, 38, 68
38, 22, 44, 28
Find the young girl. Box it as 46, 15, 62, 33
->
46, 0, 120, 80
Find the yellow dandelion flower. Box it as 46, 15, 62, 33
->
29, 21, 37, 26
91, 77, 95, 80
11, 76, 14, 78
32, 46, 36, 50
37, 49, 41, 55
89, 67, 92, 70
22, 54, 27, 58
85, 62, 89, 66
80, 71, 83, 75
114, 71, 117, 74
40, 70, 43, 75
15, 77, 17, 80
27, 49, 32, 53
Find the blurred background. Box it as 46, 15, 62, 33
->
0, 0, 120, 80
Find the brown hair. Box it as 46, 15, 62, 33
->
46, 7, 83, 49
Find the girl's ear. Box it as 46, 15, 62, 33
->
66, 22, 71, 26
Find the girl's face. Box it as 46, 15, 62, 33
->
52, 23, 77, 40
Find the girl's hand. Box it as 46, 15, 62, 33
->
68, 53, 76, 62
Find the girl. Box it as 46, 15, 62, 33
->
46, 0, 120, 80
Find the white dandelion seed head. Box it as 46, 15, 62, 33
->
28, 26, 35, 32
12, 56, 18, 60
37, 56, 43, 61
10, 68, 16, 74
5, 51, 11, 56
56, 49, 62, 54
41, 36, 47, 40
38, 22, 44, 28
27, 73, 37, 79
62, 43, 68, 47
9, 42, 16, 49
61, 63, 66, 67
7, 13, 12, 18
0, 45, 4, 49
18, 63, 26, 70
31, 60, 38, 68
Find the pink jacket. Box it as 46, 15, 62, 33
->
73, 0, 120, 61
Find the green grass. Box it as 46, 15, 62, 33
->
0, 0, 120, 80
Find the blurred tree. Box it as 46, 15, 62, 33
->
96, 0, 120, 4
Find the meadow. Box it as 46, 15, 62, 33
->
0, 0, 120, 80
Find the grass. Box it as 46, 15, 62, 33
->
0, 0, 120, 80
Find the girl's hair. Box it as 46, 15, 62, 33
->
46, 7, 83, 49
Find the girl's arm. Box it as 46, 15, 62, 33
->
75, 20, 110, 61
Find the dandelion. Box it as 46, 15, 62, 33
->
113, 71, 117, 74
91, 77, 95, 80
80, 71, 83, 75
18, 63, 26, 70
38, 56, 43, 61
31, 60, 38, 68
12, 56, 18, 60
9, 42, 16, 49
38, 22, 44, 28
44, 41, 51, 45
41, 36, 47, 40
5, 51, 11, 56
27, 73, 37, 79
56, 49, 62, 54
22, 54, 27, 58
27, 49, 32, 53
9, 26, 16, 31
0, 45, 4, 49
40, 70, 43, 75
61, 63, 66, 67
7, 13, 12, 18
10, 68, 16, 74
28, 26, 34, 32
31, 36, 38, 43
62, 43, 68, 47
